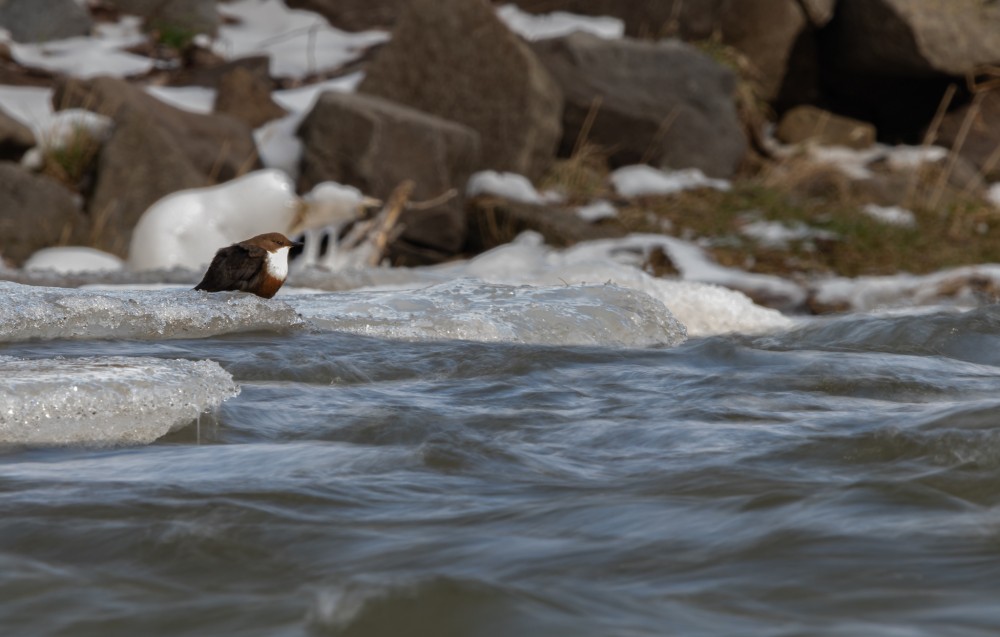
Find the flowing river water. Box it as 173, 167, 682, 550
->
1, 251, 999, 635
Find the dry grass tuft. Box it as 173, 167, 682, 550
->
39, 125, 103, 191
540, 141, 613, 203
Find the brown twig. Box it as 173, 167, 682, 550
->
930, 91, 983, 211
406, 188, 457, 210
905, 83, 955, 208
369, 180, 414, 265
572, 96, 602, 159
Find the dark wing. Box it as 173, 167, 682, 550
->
194, 244, 266, 292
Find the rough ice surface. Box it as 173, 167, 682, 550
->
496, 4, 625, 40
0, 356, 237, 446
440, 233, 796, 336
23, 247, 124, 274
289, 279, 687, 348
611, 165, 731, 197
214, 0, 388, 78
0, 281, 305, 342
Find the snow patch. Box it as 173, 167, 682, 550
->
611, 165, 731, 197
862, 204, 916, 228
215, 0, 388, 78
467, 171, 547, 204
9, 16, 152, 78
496, 4, 625, 40
23, 248, 124, 274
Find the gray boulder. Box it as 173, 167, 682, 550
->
282, 0, 403, 31
359, 0, 563, 181
718, 0, 811, 104
298, 91, 481, 259
776, 105, 876, 149
829, 0, 1000, 77
504, 1, 835, 107
937, 92, 1000, 182
53, 76, 259, 184
465, 198, 626, 254
0, 162, 89, 266
533, 32, 746, 178
0, 0, 91, 43
88, 112, 207, 257
167, 55, 272, 89
104, 0, 219, 36
214, 66, 287, 129
0, 106, 34, 161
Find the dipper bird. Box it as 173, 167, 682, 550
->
194, 232, 303, 299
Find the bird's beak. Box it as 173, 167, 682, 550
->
291, 240, 304, 248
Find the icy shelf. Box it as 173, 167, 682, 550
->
0, 356, 238, 446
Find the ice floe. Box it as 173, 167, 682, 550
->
0, 356, 237, 446
290, 279, 687, 348
0, 281, 305, 342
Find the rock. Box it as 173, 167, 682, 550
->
103, 0, 219, 36
718, 0, 809, 103
533, 33, 746, 178
88, 112, 208, 257
0, 0, 91, 43
776, 106, 877, 149
282, 0, 404, 31
799, 0, 837, 26
298, 91, 481, 258
214, 67, 287, 129
829, 0, 1000, 78
465, 197, 626, 254
0, 106, 34, 161
166, 55, 272, 88
53, 76, 260, 184
359, 0, 563, 181
937, 92, 1000, 182
0, 162, 89, 266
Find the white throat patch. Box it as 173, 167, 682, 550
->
265, 246, 291, 280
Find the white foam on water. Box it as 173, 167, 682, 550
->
0, 356, 238, 446
288, 279, 687, 348
0, 281, 305, 342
